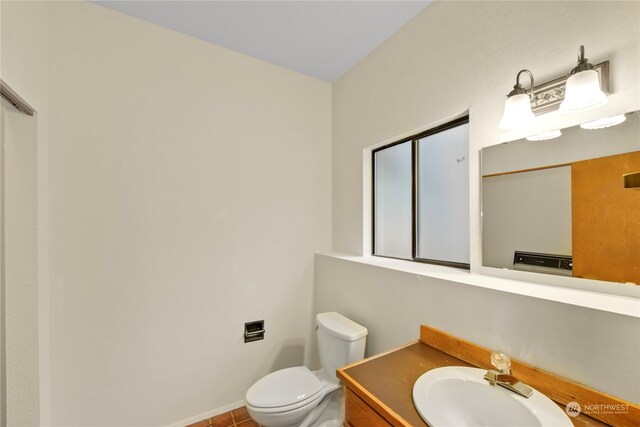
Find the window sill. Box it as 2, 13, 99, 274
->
317, 252, 640, 318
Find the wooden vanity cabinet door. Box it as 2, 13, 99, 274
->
345, 387, 392, 427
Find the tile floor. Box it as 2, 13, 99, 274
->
185, 406, 262, 427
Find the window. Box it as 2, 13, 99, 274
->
372, 116, 470, 268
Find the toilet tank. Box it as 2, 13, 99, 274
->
316, 312, 367, 381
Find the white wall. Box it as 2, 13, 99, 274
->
332, 0, 639, 258
321, 0, 640, 404
316, 254, 640, 402
1, 1, 332, 425
482, 167, 572, 269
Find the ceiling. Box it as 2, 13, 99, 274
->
92, 1, 431, 82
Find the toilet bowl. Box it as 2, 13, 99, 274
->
245, 367, 338, 427
245, 312, 367, 427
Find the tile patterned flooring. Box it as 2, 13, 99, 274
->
185, 406, 262, 427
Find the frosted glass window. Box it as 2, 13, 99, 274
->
417, 123, 469, 265
371, 116, 469, 268
373, 141, 412, 259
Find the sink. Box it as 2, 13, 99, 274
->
412, 366, 573, 427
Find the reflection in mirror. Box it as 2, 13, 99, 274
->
481, 110, 640, 285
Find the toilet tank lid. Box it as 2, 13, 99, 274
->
316, 312, 367, 342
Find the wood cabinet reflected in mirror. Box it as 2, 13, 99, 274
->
572, 151, 640, 283
481, 110, 640, 285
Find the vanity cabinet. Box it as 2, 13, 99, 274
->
344, 388, 391, 427
338, 326, 628, 427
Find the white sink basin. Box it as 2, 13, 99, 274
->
412, 366, 573, 427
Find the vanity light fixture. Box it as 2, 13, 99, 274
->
559, 46, 608, 113
580, 114, 627, 130
526, 129, 562, 141
499, 69, 535, 130
498, 46, 610, 129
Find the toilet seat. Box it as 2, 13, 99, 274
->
246, 366, 324, 413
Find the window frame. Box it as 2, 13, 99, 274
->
371, 115, 470, 269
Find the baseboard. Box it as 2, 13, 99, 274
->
166, 400, 245, 427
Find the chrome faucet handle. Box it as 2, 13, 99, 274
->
491, 352, 511, 374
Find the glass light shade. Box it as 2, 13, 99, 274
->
498, 93, 535, 130
526, 129, 562, 141
559, 69, 607, 113
580, 114, 626, 130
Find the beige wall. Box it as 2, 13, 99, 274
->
1, 99, 39, 426
3, 0, 640, 424
1, 1, 51, 425
5, 1, 332, 425
321, 0, 640, 404
45, 3, 332, 426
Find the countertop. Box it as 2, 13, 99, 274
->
338, 341, 608, 427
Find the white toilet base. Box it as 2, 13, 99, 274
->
307, 387, 343, 427
246, 369, 344, 427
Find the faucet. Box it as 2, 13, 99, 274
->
484, 352, 533, 398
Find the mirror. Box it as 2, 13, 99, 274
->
481, 110, 640, 285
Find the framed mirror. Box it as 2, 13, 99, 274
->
481, 110, 640, 285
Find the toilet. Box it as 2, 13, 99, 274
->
245, 312, 367, 427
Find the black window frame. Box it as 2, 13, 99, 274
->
371, 115, 470, 269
